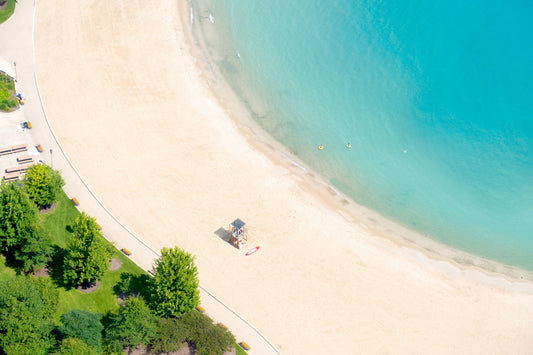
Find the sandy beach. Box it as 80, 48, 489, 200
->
34, 1, 533, 353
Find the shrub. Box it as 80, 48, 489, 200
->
150, 317, 188, 354
58, 310, 104, 353
53, 337, 100, 355
179, 311, 236, 355
105, 297, 158, 352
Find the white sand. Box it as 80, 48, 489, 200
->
34, 1, 533, 353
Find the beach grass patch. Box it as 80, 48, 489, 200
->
0, 0, 15, 25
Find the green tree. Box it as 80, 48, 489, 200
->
150, 317, 188, 353
63, 212, 111, 286
34, 277, 59, 319
58, 310, 103, 353
0, 276, 55, 354
0, 181, 51, 272
105, 297, 158, 352
179, 311, 235, 355
23, 163, 65, 207
53, 337, 100, 355
150, 246, 200, 317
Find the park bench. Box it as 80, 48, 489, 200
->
195, 305, 205, 313
36, 145, 44, 152
239, 341, 251, 351
17, 155, 33, 164
121, 248, 132, 256
3, 171, 21, 182
0, 144, 28, 156
5, 165, 30, 174
71, 197, 80, 206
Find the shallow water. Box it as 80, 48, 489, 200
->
189, 0, 533, 270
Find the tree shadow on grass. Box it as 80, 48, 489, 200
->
2, 252, 22, 273
65, 225, 73, 234
101, 311, 114, 328
48, 244, 72, 290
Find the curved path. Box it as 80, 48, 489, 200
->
0, 2, 280, 354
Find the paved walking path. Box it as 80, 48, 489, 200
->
0, 2, 280, 354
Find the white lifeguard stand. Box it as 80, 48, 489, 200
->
229, 218, 247, 249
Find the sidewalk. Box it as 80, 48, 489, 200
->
0, 2, 280, 354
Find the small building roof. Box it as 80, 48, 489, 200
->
231, 218, 246, 230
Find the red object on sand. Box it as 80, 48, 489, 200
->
245, 246, 260, 256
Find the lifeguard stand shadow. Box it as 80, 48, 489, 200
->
214, 227, 230, 242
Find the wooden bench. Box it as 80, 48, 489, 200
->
36, 145, 44, 153
71, 197, 80, 206
195, 305, 205, 313
96, 223, 102, 230
217, 322, 228, 329
5, 165, 30, 174
0, 144, 28, 156
121, 248, 132, 256
23, 121, 32, 129
239, 342, 251, 351
3, 171, 21, 182
17, 155, 33, 164
11, 144, 28, 153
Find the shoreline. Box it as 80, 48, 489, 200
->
181, 0, 533, 285
34, 0, 533, 353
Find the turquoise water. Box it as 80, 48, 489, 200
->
190, 0, 533, 269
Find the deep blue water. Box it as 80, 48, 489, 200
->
190, 0, 533, 269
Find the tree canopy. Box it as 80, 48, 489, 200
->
150, 317, 188, 353
23, 163, 65, 207
59, 310, 103, 353
0, 181, 50, 272
179, 311, 236, 355
63, 212, 111, 286
150, 246, 200, 317
105, 296, 157, 352
0, 276, 56, 354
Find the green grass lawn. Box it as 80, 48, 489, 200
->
234, 343, 249, 355
0, 71, 18, 112
39, 191, 145, 320
40, 191, 80, 247
4, 189, 243, 352
0, 255, 15, 282
0, 0, 15, 25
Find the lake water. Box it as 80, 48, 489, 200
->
189, 0, 533, 270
